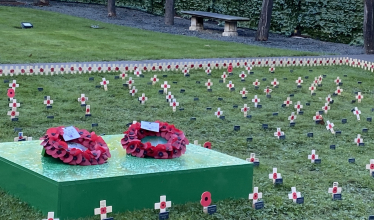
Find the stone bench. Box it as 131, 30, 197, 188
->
181, 11, 250, 37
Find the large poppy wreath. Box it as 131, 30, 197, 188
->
121, 121, 189, 159
41, 126, 111, 165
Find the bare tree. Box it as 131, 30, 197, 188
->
108, 0, 116, 17
255, 0, 273, 41
165, 0, 175, 25
364, 0, 374, 54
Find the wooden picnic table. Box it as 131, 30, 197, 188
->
181, 11, 250, 37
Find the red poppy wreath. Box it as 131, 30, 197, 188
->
121, 121, 189, 159
41, 126, 111, 166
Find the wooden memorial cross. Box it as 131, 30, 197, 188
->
241, 104, 249, 117
151, 75, 159, 85
288, 187, 301, 203
94, 200, 112, 220
335, 86, 343, 95
129, 86, 138, 96
240, 87, 248, 97
154, 195, 171, 213
85, 105, 91, 116
294, 101, 303, 114
326, 94, 333, 103
239, 71, 247, 80
356, 92, 364, 103
9, 80, 19, 91
100, 78, 109, 91
226, 81, 234, 90
284, 97, 292, 107
221, 72, 227, 83
44, 96, 53, 107
139, 93, 148, 104
248, 187, 262, 205
246, 64, 252, 74
269, 168, 282, 184
7, 107, 19, 119
162, 81, 170, 93
42, 212, 59, 220
355, 134, 363, 146
308, 150, 319, 163
166, 92, 174, 102
295, 77, 303, 86
205, 79, 213, 89
353, 107, 361, 120
322, 103, 330, 114
205, 67, 211, 75
326, 120, 335, 134
269, 66, 275, 73
183, 67, 189, 76
253, 79, 260, 87
264, 86, 272, 95
78, 94, 88, 105
334, 77, 341, 85
313, 77, 319, 85
246, 153, 258, 163
271, 78, 279, 87
127, 77, 134, 89
252, 95, 260, 107
134, 69, 142, 77
274, 128, 284, 139
9, 99, 20, 108
288, 112, 296, 123
366, 159, 374, 176
214, 108, 223, 118
170, 99, 179, 112
328, 182, 342, 198
309, 83, 316, 95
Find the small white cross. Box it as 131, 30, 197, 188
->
42, 212, 59, 220
248, 187, 262, 204
241, 104, 249, 117
193, 140, 201, 146
100, 78, 109, 91
161, 81, 170, 93
246, 64, 252, 74
127, 77, 134, 89
355, 134, 363, 146
170, 99, 179, 112
288, 112, 296, 123
9, 99, 20, 108
274, 128, 284, 139
308, 150, 319, 163
134, 69, 142, 77
326, 94, 332, 103
94, 200, 112, 220
252, 95, 260, 107
322, 103, 330, 114
205, 79, 213, 89
366, 159, 374, 176
183, 67, 189, 76
284, 97, 292, 107
246, 153, 258, 163
308, 83, 316, 95
253, 79, 260, 87
356, 92, 363, 103
205, 67, 211, 75
78, 94, 88, 105
288, 187, 301, 203
221, 72, 227, 83
313, 77, 319, 85
165, 92, 174, 102
240, 87, 248, 97
130, 86, 138, 96
7, 107, 19, 119
239, 71, 247, 80
269, 66, 275, 73
151, 75, 159, 85
335, 86, 343, 95
295, 77, 303, 86
9, 80, 19, 91
138, 93, 148, 104
264, 86, 272, 95
215, 108, 223, 118
326, 120, 335, 134
334, 77, 341, 85
154, 195, 171, 213
85, 105, 91, 115
318, 75, 323, 84
269, 168, 281, 183
271, 78, 279, 87
226, 81, 234, 90
328, 182, 342, 198
313, 112, 322, 121
294, 101, 303, 114
353, 107, 361, 120
44, 96, 53, 107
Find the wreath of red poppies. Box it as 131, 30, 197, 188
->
41, 126, 111, 166
121, 121, 189, 159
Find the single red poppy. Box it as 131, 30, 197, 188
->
7, 88, 15, 98
204, 142, 212, 149
200, 191, 211, 207
292, 192, 297, 199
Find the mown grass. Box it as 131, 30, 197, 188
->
1, 65, 374, 220
0, 6, 318, 64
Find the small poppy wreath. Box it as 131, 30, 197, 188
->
40, 126, 111, 166
121, 121, 189, 159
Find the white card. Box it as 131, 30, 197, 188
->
67, 142, 88, 151
63, 126, 81, 141
141, 121, 159, 132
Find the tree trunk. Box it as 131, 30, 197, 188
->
165, 0, 175, 25
364, 0, 374, 54
33, 0, 49, 6
255, 0, 273, 41
108, 0, 116, 17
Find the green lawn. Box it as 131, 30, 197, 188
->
1, 65, 374, 219
0, 6, 317, 64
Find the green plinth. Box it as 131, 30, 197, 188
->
0, 135, 253, 219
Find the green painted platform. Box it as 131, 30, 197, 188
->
0, 135, 253, 219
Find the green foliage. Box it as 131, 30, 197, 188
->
61, 0, 364, 44
1, 65, 374, 219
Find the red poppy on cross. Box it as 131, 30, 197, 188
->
154, 195, 171, 213
322, 103, 330, 114
328, 182, 342, 198
44, 96, 53, 107
246, 64, 252, 74
354, 134, 363, 146
253, 79, 260, 87
42, 211, 59, 220
120, 72, 128, 80
325, 94, 332, 103
288, 187, 301, 203
9, 99, 20, 108
269, 168, 281, 183
308, 150, 319, 163
205, 67, 211, 75
335, 86, 343, 95
221, 72, 227, 83
214, 108, 223, 118
294, 101, 303, 114
205, 79, 213, 89
295, 77, 303, 86
334, 77, 341, 85
94, 200, 112, 220
246, 153, 258, 163
239, 71, 247, 80
170, 99, 179, 112
308, 84, 316, 95
269, 66, 275, 73
366, 159, 374, 176
353, 107, 361, 120
226, 81, 234, 90
288, 112, 296, 123
161, 81, 170, 93
356, 92, 363, 103
138, 93, 148, 104
271, 78, 279, 87
85, 105, 91, 115
241, 104, 249, 117
126, 77, 134, 89
326, 120, 335, 134
150, 75, 159, 85
264, 86, 272, 95
313, 111, 323, 121
7, 107, 19, 119
134, 69, 142, 77
248, 187, 262, 205
100, 78, 109, 91
240, 87, 248, 97
78, 94, 88, 105
129, 86, 138, 96
165, 92, 174, 102
9, 80, 19, 91
284, 97, 292, 107
252, 95, 260, 107
274, 128, 284, 139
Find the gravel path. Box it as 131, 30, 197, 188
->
11, 1, 365, 55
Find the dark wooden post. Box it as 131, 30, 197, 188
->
165, 0, 175, 25
108, 0, 116, 17
255, 0, 273, 41
364, 0, 374, 54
